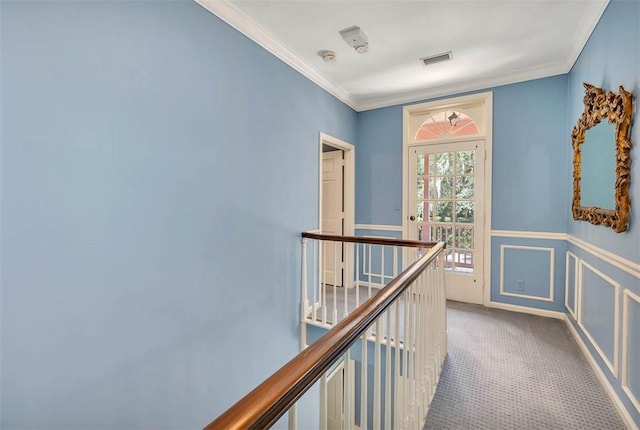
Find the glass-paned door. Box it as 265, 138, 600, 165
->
409, 140, 484, 304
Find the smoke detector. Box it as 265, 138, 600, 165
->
318, 50, 337, 63
339, 26, 369, 54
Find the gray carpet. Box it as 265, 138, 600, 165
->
424, 301, 626, 430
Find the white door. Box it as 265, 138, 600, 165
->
322, 150, 344, 287
408, 140, 485, 304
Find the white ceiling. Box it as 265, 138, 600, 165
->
196, 0, 609, 111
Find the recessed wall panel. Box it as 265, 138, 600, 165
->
579, 262, 619, 376
565, 252, 577, 318
623, 290, 640, 413
500, 245, 553, 301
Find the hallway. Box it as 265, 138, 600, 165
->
425, 302, 626, 429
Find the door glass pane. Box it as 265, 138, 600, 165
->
416, 147, 477, 274
417, 177, 424, 199
455, 201, 474, 223
435, 153, 453, 175
455, 226, 474, 249
456, 175, 474, 199
435, 202, 452, 222
417, 154, 425, 176
455, 150, 475, 174
434, 177, 453, 199
428, 154, 436, 176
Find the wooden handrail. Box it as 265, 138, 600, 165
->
204, 242, 446, 430
301, 231, 437, 249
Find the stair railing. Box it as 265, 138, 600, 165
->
204, 235, 446, 430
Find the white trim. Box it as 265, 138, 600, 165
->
355, 281, 386, 290
562, 0, 610, 74
499, 245, 555, 303
490, 231, 640, 278
577, 260, 621, 378
565, 251, 579, 319
319, 133, 355, 289
402, 92, 492, 306
567, 235, 640, 279
354, 224, 403, 232
194, 0, 607, 113
491, 230, 567, 241
565, 316, 637, 430
357, 69, 567, 112
486, 300, 565, 320
622, 289, 640, 414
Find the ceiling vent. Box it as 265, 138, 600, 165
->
420, 51, 453, 66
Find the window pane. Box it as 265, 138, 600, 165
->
416, 201, 424, 222
455, 201, 474, 223
455, 150, 475, 174
435, 153, 453, 175
417, 154, 425, 176
455, 226, 474, 250
436, 202, 453, 223
430, 177, 453, 199
456, 175, 474, 199
417, 177, 424, 199
453, 251, 474, 273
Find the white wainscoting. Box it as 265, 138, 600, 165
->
499, 244, 555, 302
577, 260, 621, 378
565, 251, 578, 319
354, 224, 403, 232
622, 288, 640, 414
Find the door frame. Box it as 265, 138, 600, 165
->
319, 132, 355, 288
402, 92, 493, 305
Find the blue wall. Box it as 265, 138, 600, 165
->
564, 0, 640, 425
567, 0, 640, 263
356, 76, 569, 311
356, 107, 404, 226
0, 1, 356, 428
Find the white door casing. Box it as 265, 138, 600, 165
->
319, 133, 355, 289
402, 92, 493, 305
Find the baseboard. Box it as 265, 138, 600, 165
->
486, 300, 565, 319
564, 315, 638, 430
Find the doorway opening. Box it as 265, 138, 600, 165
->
319, 133, 355, 289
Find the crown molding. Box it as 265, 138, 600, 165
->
194, 0, 358, 111
195, 0, 608, 113
563, 0, 610, 73
355, 64, 568, 112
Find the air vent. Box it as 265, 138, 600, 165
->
420, 51, 453, 66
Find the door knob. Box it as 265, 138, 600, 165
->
409, 215, 416, 221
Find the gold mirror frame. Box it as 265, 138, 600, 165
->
572, 83, 634, 233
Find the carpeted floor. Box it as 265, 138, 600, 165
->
424, 301, 626, 430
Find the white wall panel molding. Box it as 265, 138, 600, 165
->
487, 301, 565, 319
565, 316, 637, 429
565, 251, 579, 319
577, 260, 621, 378
355, 224, 403, 232
622, 289, 640, 414
194, 0, 357, 110
491, 230, 567, 240
499, 245, 555, 302
567, 235, 640, 279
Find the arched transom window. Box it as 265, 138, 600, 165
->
415, 111, 479, 140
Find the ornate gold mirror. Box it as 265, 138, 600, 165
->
572, 83, 634, 233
